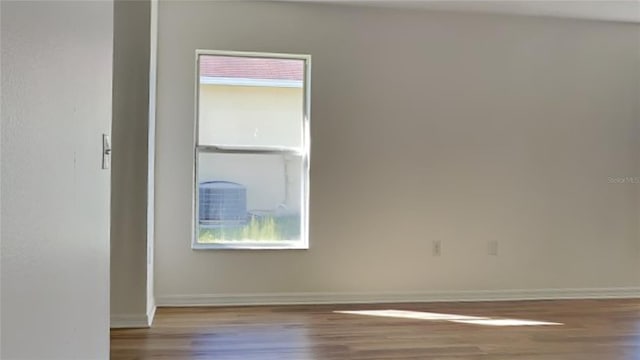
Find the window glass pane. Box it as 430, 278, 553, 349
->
197, 151, 303, 244
198, 55, 304, 149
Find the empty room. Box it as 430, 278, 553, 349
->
2, 1, 640, 359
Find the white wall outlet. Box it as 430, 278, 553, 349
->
433, 240, 442, 256
488, 240, 498, 256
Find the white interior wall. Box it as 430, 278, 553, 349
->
155, 1, 640, 304
110, 0, 154, 328
1, 1, 113, 358
147, 0, 158, 324
1, 2, 4, 343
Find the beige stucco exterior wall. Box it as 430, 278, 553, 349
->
199, 84, 303, 148
198, 153, 302, 213
198, 84, 304, 213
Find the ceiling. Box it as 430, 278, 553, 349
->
278, 1, 640, 23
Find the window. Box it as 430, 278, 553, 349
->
194, 50, 310, 249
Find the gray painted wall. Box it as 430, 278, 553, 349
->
154, 2, 640, 301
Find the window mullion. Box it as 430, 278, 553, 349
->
197, 145, 303, 156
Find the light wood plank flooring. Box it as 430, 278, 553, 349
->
111, 299, 640, 359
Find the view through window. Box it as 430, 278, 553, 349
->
194, 51, 310, 249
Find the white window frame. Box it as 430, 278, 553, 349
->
192, 49, 311, 250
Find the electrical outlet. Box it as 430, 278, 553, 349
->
433, 240, 442, 256
488, 241, 498, 256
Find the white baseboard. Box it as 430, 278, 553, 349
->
111, 306, 156, 329
156, 287, 640, 307
147, 303, 157, 326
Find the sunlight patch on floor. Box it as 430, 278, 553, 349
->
450, 318, 562, 326
334, 309, 563, 327
335, 310, 485, 321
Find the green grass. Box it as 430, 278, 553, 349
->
198, 215, 300, 243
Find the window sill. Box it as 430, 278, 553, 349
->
192, 242, 309, 251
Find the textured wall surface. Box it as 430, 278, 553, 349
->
1, 1, 113, 358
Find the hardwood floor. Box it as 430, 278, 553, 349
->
111, 299, 640, 359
